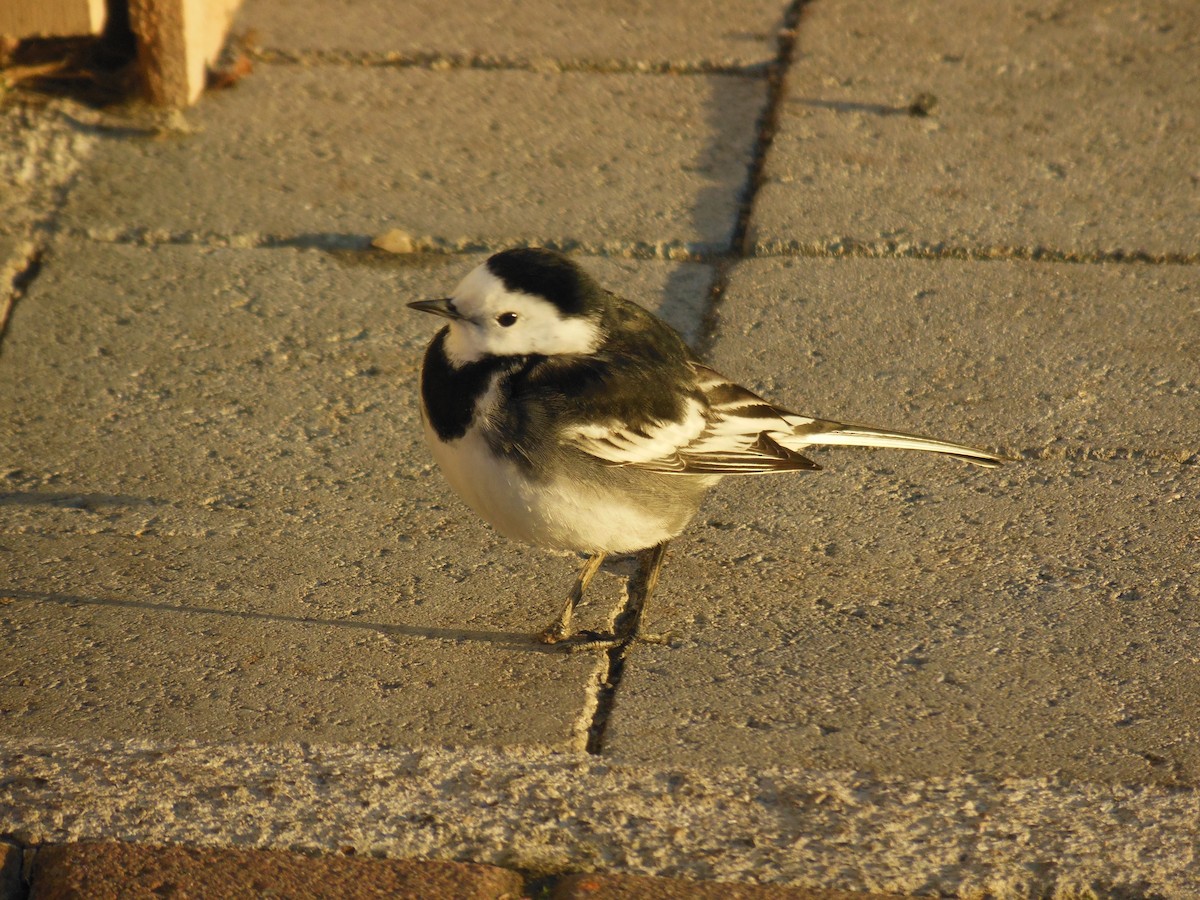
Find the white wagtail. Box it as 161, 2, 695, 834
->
409, 248, 1004, 648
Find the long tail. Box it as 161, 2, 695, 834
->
792, 421, 1007, 469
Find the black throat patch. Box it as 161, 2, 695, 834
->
420, 328, 512, 442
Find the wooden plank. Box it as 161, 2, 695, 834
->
128, 0, 244, 106
0, 0, 107, 39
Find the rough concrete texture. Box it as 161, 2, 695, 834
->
551, 872, 897, 899
60, 67, 765, 253
28, 842, 524, 900
0, 98, 99, 332
0, 242, 710, 748
236, 0, 789, 69
22, 843, 897, 900
0, 99, 96, 238
3, 742, 1198, 897
0, 233, 34, 288
751, 0, 1200, 258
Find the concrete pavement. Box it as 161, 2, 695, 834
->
2, 0, 1198, 896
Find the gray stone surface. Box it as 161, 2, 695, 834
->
0, 241, 711, 747
603, 257, 1200, 783
751, 0, 1200, 257
3, 741, 1199, 897
695, 257, 1199, 454
236, 0, 790, 69
61, 67, 766, 253
608, 458, 1198, 782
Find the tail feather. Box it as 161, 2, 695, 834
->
788, 422, 1007, 469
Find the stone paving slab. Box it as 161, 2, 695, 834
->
751, 0, 1200, 257
236, 0, 791, 69
698, 257, 1199, 455
0, 241, 711, 747
61, 66, 765, 253
602, 257, 1199, 782
606, 457, 1198, 782
27, 842, 524, 899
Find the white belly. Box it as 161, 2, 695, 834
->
424, 419, 699, 554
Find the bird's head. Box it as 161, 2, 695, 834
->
409, 248, 606, 365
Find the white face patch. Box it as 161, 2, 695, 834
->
442, 263, 603, 365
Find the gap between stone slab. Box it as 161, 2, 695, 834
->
573, 564, 655, 756
1017, 446, 1198, 465
65, 228, 1199, 270
245, 46, 772, 78
67, 226, 722, 260
0, 246, 44, 356
755, 238, 1200, 267
582, 649, 623, 755
698, 0, 807, 356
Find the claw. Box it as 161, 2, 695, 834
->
563, 628, 676, 653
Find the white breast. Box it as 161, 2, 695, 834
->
425, 416, 699, 553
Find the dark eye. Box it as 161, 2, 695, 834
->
496, 312, 518, 327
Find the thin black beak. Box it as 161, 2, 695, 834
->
407, 298, 463, 320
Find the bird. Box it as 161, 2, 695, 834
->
409, 247, 1004, 649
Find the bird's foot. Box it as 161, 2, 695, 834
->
536, 620, 574, 645
559, 628, 676, 652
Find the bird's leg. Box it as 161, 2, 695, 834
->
538, 552, 606, 644
615, 541, 670, 644
569, 541, 672, 651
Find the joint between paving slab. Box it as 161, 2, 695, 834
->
0, 245, 44, 357
580, 579, 649, 755
752, 239, 1200, 266
244, 45, 770, 78
696, 0, 808, 358
1018, 446, 1198, 465
583, 652, 623, 755
64, 227, 1200, 268
65, 226, 728, 261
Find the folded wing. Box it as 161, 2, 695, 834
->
563, 363, 1005, 475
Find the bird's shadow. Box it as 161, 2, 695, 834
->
0, 490, 171, 509
1, 589, 566, 654
794, 97, 921, 117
